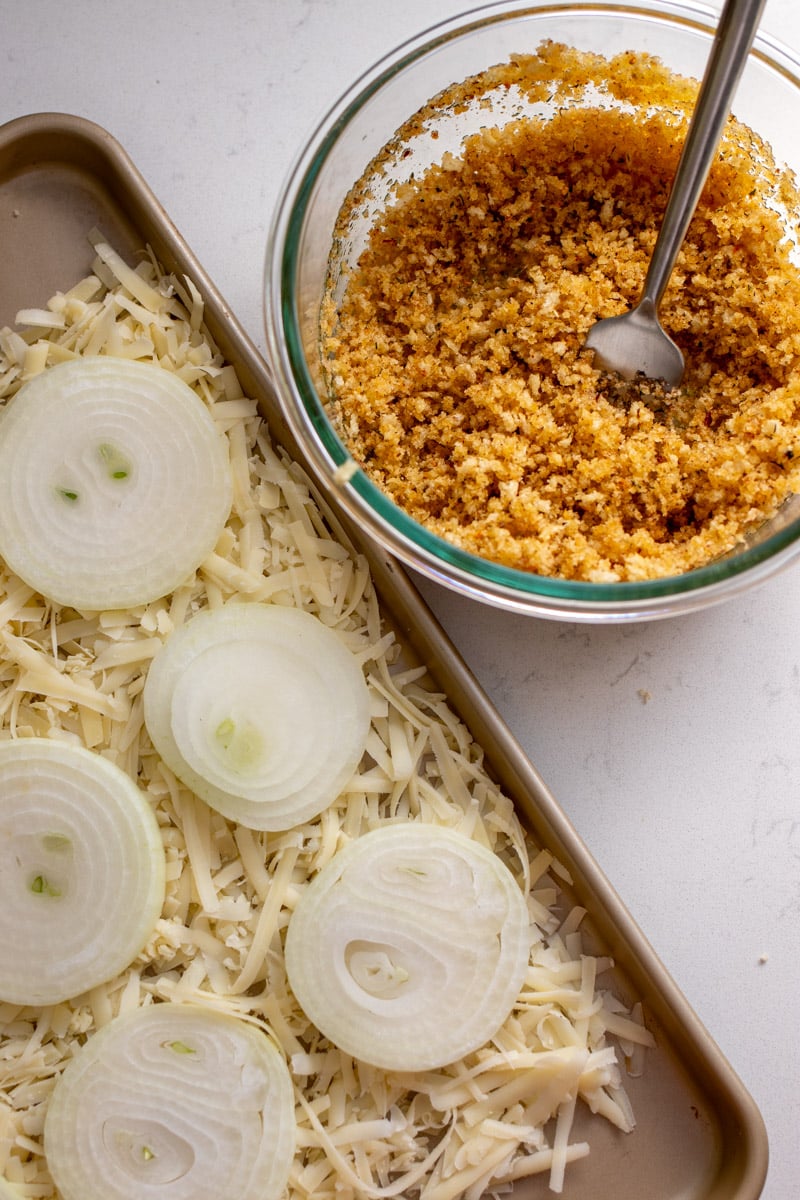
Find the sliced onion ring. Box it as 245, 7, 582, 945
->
44, 1004, 296, 1200
284, 824, 532, 1071
0, 738, 165, 1006
143, 602, 371, 831
0, 357, 232, 610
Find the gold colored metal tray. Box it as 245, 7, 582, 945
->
0, 111, 769, 1200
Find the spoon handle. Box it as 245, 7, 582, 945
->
641, 0, 768, 308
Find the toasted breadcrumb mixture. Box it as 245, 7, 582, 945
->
323, 43, 800, 582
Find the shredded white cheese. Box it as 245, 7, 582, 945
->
0, 236, 654, 1200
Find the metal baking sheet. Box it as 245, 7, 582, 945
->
0, 111, 768, 1200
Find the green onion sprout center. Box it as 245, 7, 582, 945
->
166, 1041, 196, 1055
100, 1118, 194, 1186
97, 441, 132, 481
29, 874, 61, 898
213, 716, 265, 774
22, 832, 72, 899
55, 441, 133, 507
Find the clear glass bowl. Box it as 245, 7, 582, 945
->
264, 0, 800, 621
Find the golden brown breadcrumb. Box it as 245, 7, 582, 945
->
323, 42, 800, 582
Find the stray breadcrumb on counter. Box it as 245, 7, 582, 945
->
322, 41, 800, 582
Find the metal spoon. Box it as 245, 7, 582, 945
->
584, 0, 767, 388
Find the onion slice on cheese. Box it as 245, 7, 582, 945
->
0, 738, 165, 1005
143, 602, 371, 830
284, 823, 532, 1071
0, 356, 232, 611
44, 1004, 296, 1200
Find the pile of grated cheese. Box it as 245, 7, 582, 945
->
0, 233, 654, 1199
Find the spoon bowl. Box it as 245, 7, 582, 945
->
584, 298, 684, 387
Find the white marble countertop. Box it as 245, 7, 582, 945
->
3, 1, 799, 1197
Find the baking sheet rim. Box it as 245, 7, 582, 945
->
0, 109, 771, 1200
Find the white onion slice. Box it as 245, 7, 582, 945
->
0, 357, 232, 610
44, 1004, 296, 1200
284, 824, 531, 1071
0, 739, 165, 1006
143, 603, 371, 830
